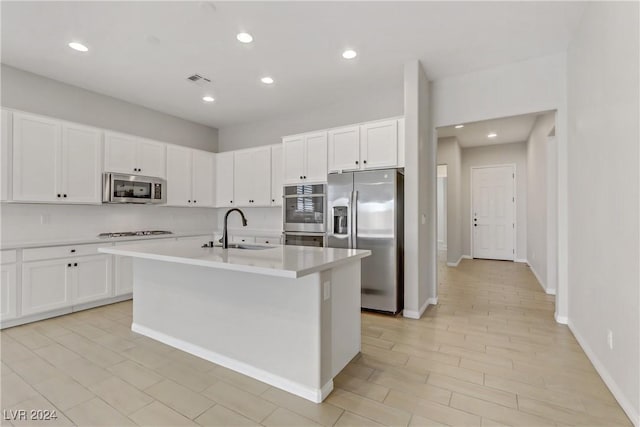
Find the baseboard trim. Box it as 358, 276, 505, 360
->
131, 323, 332, 403
446, 255, 471, 267
568, 321, 639, 426
554, 312, 568, 324
527, 263, 547, 292
515, 258, 528, 263
403, 297, 436, 319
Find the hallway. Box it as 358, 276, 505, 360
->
0, 259, 632, 426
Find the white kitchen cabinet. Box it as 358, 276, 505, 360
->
234, 146, 271, 207
398, 118, 405, 168
270, 144, 283, 206
360, 119, 398, 170
12, 112, 60, 202
105, 132, 166, 178
60, 123, 103, 203
114, 255, 133, 296
166, 145, 192, 206
283, 132, 327, 184
22, 259, 72, 316
1, 110, 12, 201
73, 254, 112, 305
12, 113, 102, 204
0, 263, 17, 321
328, 126, 360, 172
215, 151, 235, 207
191, 150, 215, 207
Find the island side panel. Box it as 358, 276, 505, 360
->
131, 258, 324, 401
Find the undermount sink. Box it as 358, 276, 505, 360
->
202, 242, 274, 250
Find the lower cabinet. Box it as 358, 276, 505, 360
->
114, 255, 133, 296
0, 263, 17, 321
22, 254, 112, 316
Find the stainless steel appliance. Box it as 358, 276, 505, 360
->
283, 184, 326, 233
97, 230, 173, 238
328, 169, 404, 314
283, 231, 326, 247
103, 173, 166, 204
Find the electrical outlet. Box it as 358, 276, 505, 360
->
323, 281, 331, 301
607, 329, 613, 350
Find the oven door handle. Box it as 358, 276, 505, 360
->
283, 193, 326, 198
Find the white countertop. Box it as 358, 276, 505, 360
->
99, 240, 370, 278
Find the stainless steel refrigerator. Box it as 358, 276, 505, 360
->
327, 169, 404, 314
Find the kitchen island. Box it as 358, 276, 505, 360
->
99, 240, 370, 403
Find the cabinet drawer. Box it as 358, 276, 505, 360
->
255, 236, 281, 245
231, 236, 255, 244
1, 250, 17, 265
23, 243, 108, 262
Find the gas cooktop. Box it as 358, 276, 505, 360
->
97, 230, 173, 239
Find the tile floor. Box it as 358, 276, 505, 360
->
1, 257, 632, 426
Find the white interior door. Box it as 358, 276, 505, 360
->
472, 165, 515, 260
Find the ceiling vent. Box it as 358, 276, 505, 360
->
186, 74, 212, 86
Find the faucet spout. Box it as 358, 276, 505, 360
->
222, 208, 248, 249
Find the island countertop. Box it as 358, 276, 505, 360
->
99, 240, 371, 278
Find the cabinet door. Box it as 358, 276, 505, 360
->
192, 151, 215, 207
114, 255, 133, 296
270, 145, 283, 206
60, 123, 103, 203
251, 146, 272, 206
74, 255, 112, 305
22, 259, 71, 316
104, 132, 137, 174
328, 126, 360, 172
166, 145, 192, 206
12, 112, 61, 202
0, 264, 17, 321
397, 118, 405, 168
137, 139, 166, 178
282, 136, 305, 184
360, 120, 398, 170
305, 132, 328, 182
233, 149, 253, 207
1, 110, 11, 201
215, 152, 234, 207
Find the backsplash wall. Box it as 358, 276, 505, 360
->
1, 203, 218, 243
216, 207, 282, 232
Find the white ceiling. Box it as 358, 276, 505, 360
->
1, 2, 586, 129
437, 112, 551, 148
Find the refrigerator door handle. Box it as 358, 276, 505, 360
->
351, 190, 358, 249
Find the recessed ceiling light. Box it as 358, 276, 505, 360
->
487, 133, 497, 138
261, 76, 274, 85
202, 96, 215, 102
236, 32, 253, 43
68, 42, 89, 52
455, 125, 464, 129
342, 49, 357, 59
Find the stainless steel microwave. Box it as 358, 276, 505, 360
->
283, 184, 326, 233
102, 173, 166, 204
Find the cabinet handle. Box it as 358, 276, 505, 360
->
304, 176, 307, 179
57, 194, 61, 198
63, 194, 67, 198
272, 199, 275, 203
188, 200, 191, 203
70, 249, 76, 253
363, 160, 367, 164
299, 176, 303, 179
230, 200, 233, 204
139, 169, 142, 172
355, 160, 359, 165
67, 263, 72, 267
74, 263, 78, 267
193, 200, 197, 203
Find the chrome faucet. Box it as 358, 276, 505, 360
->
222, 208, 248, 249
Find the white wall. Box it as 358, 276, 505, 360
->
437, 177, 447, 249
1, 64, 219, 152
566, 2, 639, 424
526, 112, 556, 291
403, 60, 436, 319
218, 85, 403, 152
437, 137, 462, 265
460, 142, 528, 260
216, 207, 282, 233
1, 204, 216, 243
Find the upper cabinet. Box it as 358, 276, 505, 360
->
234, 146, 271, 207
12, 112, 102, 204
328, 126, 360, 172
1, 110, 12, 201
104, 132, 166, 178
215, 151, 234, 208
397, 118, 405, 168
270, 144, 283, 207
166, 146, 215, 207
282, 132, 327, 185
328, 118, 402, 173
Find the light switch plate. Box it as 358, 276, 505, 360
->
323, 281, 331, 301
